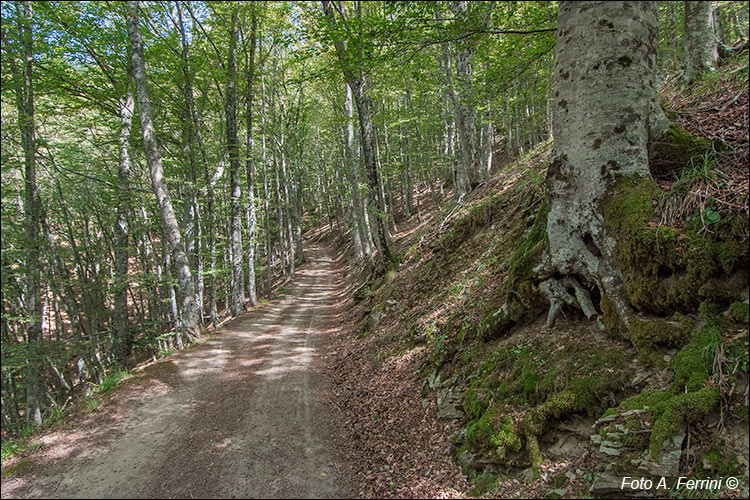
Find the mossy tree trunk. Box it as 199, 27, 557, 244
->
538, 1, 668, 334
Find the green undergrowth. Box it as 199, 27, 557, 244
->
366, 143, 553, 358
1, 365, 131, 473
648, 124, 713, 178
454, 331, 631, 476
608, 318, 748, 461
603, 176, 748, 321
354, 120, 747, 491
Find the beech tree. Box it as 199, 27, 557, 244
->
321, 0, 396, 265
11, 0, 44, 426
683, 1, 719, 84
127, 0, 199, 342
538, 1, 669, 332
5, 0, 737, 436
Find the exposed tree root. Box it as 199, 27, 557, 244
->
539, 276, 601, 329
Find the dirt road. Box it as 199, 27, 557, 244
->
2, 242, 349, 499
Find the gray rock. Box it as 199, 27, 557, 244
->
600, 445, 622, 456
521, 467, 535, 482
368, 310, 387, 330
590, 472, 627, 495
457, 449, 476, 470
437, 387, 465, 419
634, 433, 684, 477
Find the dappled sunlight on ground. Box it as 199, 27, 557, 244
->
2, 241, 349, 499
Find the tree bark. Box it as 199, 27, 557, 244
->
346, 83, 375, 268
113, 78, 134, 365
684, 1, 719, 84
321, 0, 395, 266
539, 1, 665, 334
226, 8, 244, 316
127, 0, 198, 341
245, 11, 258, 307
16, 0, 43, 426
451, 0, 480, 191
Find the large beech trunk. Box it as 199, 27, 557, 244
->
127, 0, 198, 341
539, 1, 667, 333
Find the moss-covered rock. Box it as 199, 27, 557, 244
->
700, 447, 741, 476
648, 124, 713, 178
599, 321, 724, 462
649, 387, 720, 459
671, 325, 722, 392
729, 301, 749, 324
464, 407, 522, 463
475, 302, 524, 341
603, 177, 749, 320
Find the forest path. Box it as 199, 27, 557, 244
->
2, 240, 350, 499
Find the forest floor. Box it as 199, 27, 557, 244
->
1, 241, 351, 499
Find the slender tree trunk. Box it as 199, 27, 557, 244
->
261, 71, 272, 297
322, 0, 395, 265
127, 0, 198, 341
226, 8, 244, 316
345, 83, 375, 268
176, 3, 204, 325
16, 0, 43, 426
113, 79, 134, 364
245, 11, 258, 307
280, 130, 295, 280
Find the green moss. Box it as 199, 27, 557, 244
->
525, 433, 543, 477
475, 303, 521, 340
700, 448, 741, 476
614, 386, 720, 461
463, 386, 489, 422
470, 471, 498, 496
649, 124, 713, 178
729, 301, 749, 324
620, 389, 673, 412
631, 319, 687, 351
671, 325, 721, 392
649, 387, 720, 459
505, 199, 548, 309
601, 407, 619, 419
490, 416, 522, 459
538, 370, 558, 400
465, 408, 521, 461
522, 389, 576, 436
1, 459, 32, 479
620, 430, 650, 450
630, 318, 688, 368
603, 177, 748, 319
521, 364, 537, 403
